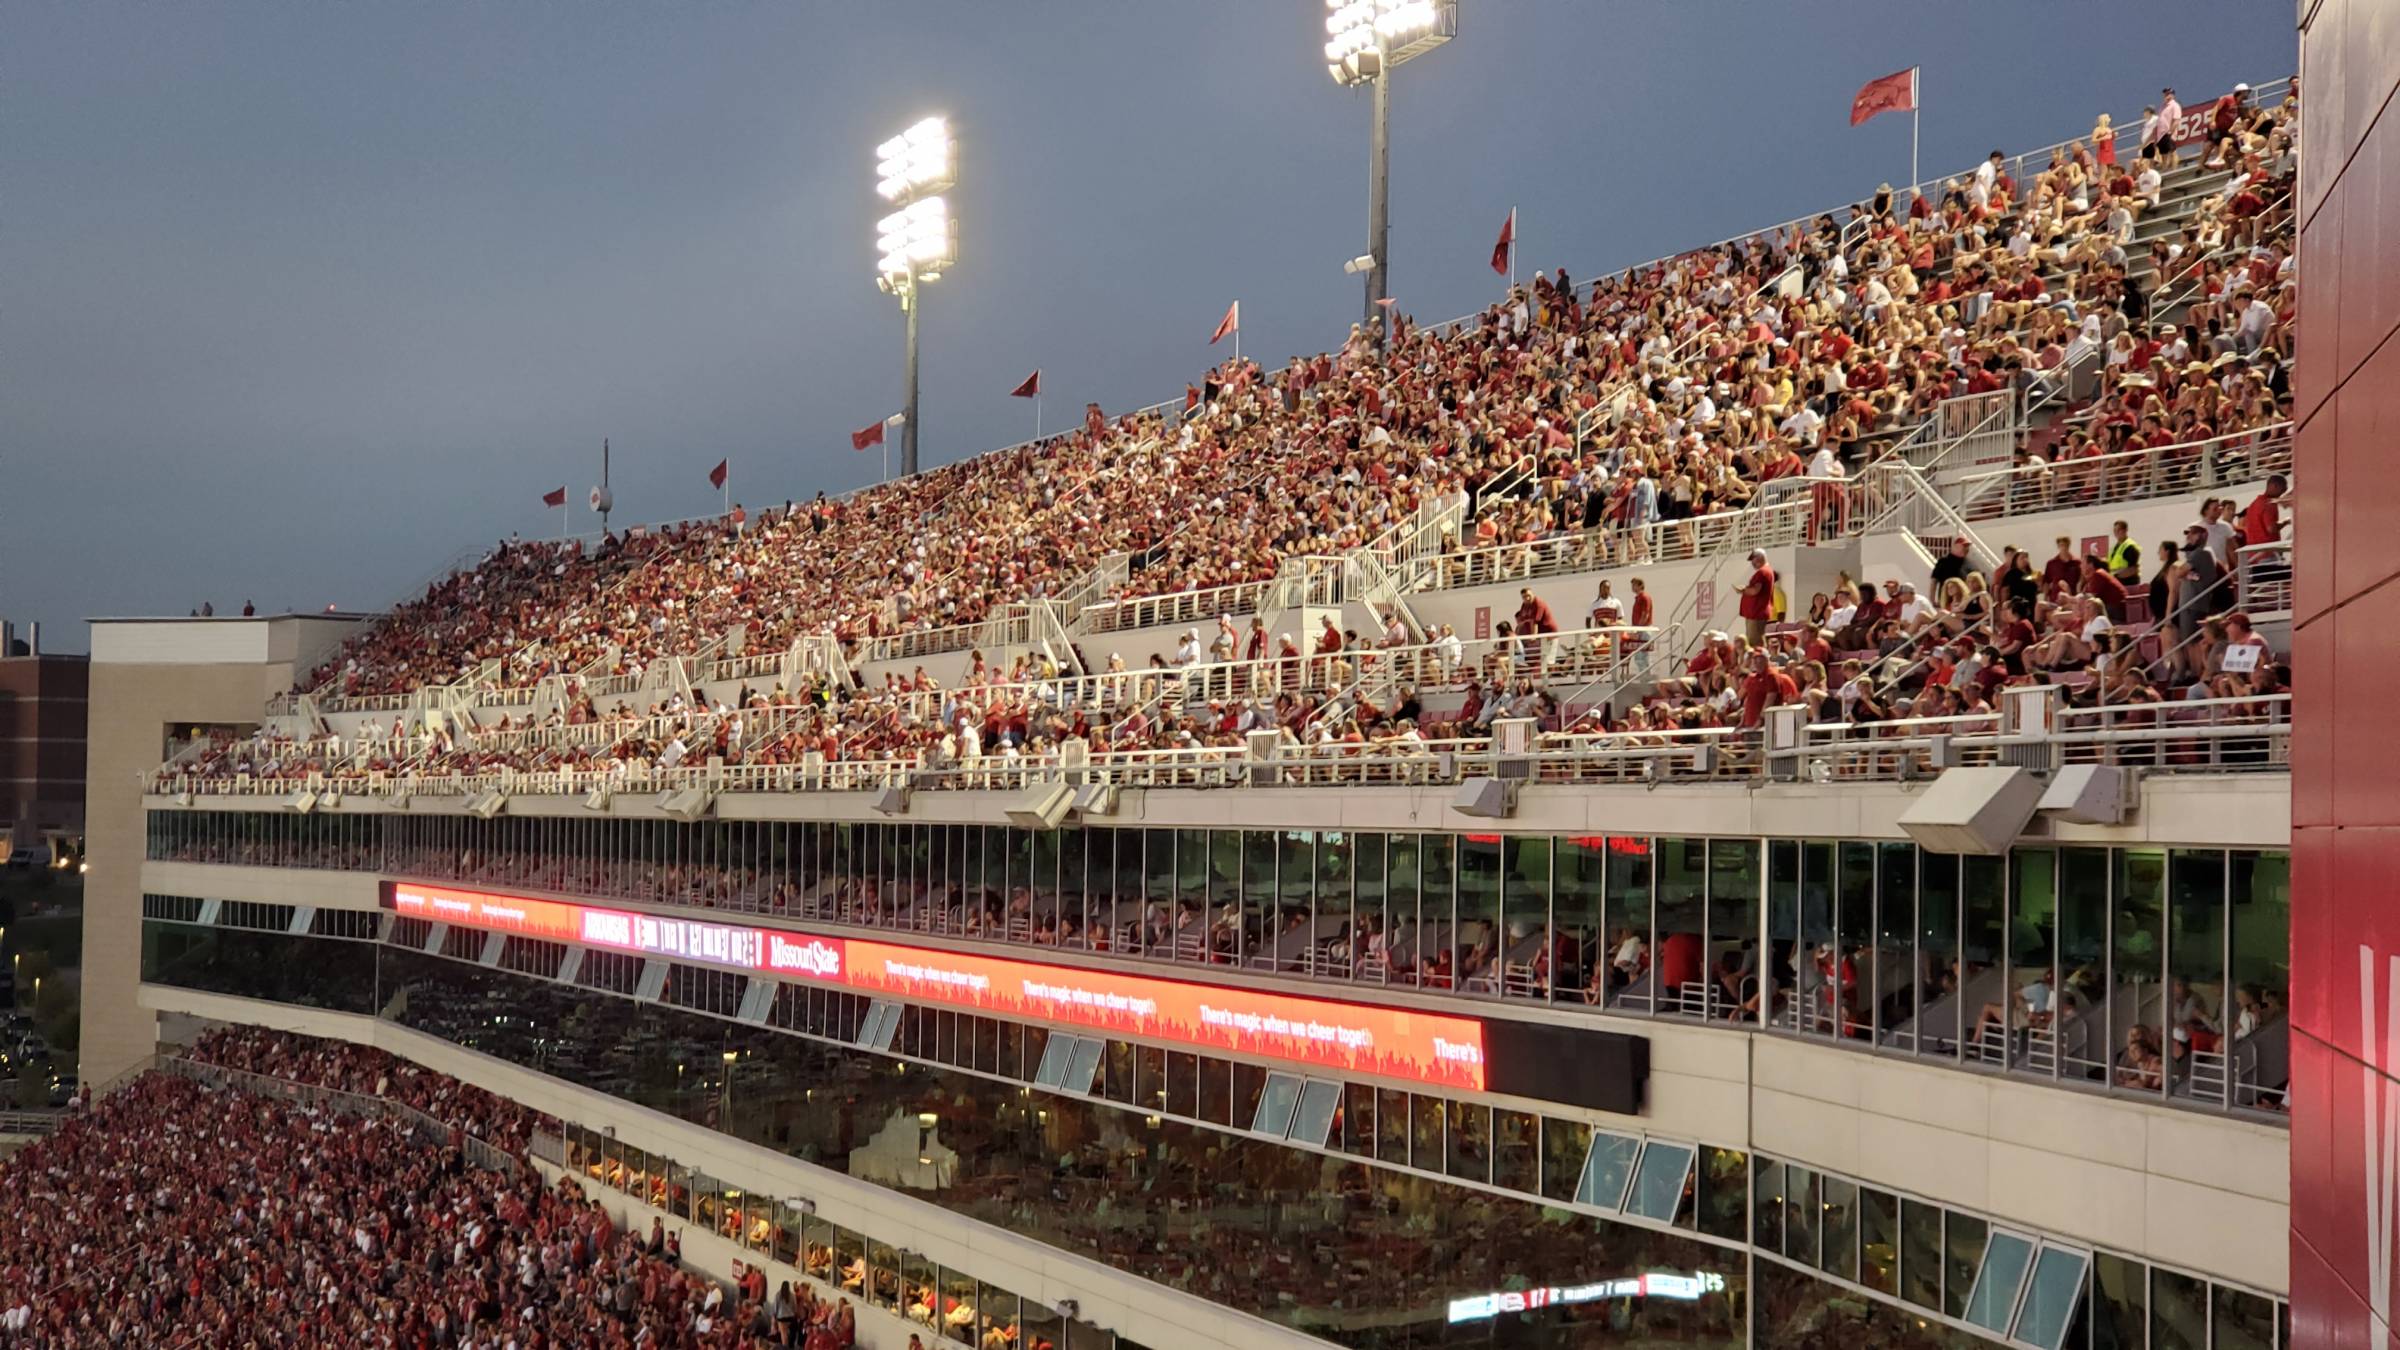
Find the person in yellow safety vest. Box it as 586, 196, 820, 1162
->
2104, 520, 2143, 585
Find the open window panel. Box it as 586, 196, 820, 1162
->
1574, 1132, 1641, 1211
1285, 1078, 1342, 1148
1250, 1072, 1302, 1138
1624, 1140, 1695, 1223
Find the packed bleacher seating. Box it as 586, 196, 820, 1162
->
183, 1024, 555, 1159
284, 83, 2296, 731
0, 1062, 846, 1347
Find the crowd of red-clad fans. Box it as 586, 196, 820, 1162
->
0, 1031, 864, 1348
183, 1025, 554, 1158
289, 87, 2295, 723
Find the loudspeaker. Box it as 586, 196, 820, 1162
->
1451, 776, 1514, 819
1070, 782, 1118, 818
2038, 765, 2133, 824
288, 790, 318, 814
1006, 783, 1075, 830
466, 791, 508, 820
870, 784, 910, 816
583, 787, 613, 811
1896, 766, 2042, 855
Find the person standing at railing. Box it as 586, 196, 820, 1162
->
1739, 549, 1777, 648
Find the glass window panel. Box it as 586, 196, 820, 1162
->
1858, 1187, 1899, 1296
1498, 833, 1551, 999
1918, 852, 1962, 1054
1602, 836, 1654, 1013
2059, 848, 2114, 1082
1710, 839, 1761, 1023
2227, 851, 2290, 1110
1251, 1072, 1301, 1136
1197, 1056, 1232, 1125
1342, 1081, 1377, 1158
1965, 1231, 2036, 1332
1819, 1177, 1859, 1282
2017, 1247, 2091, 1350
1626, 1142, 1693, 1222
1784, 1165, 1819, 1265
1540, 1117, 1590, 1203
2152, 1269, 2208, 1350
940, 1265, 977, 1344
1410, 1093, 1443, 1167
2090, 1251, 2148, 1350
2009, 848, 2059, 1062
1900, 1198, 1944, 1310
1752, 1159, 1785, 1251
1375, 1087, 1410, 1163
1697, 1146, 1748, 1242
2210, 1284, 2275, 1350
2168, 849, 2229, 1095
1162, 1050, 1197, 1119
1063, 1037, 1104, 1095
1945, 1213, 1989, 1319
1444, 1099, 1489, 1183
1289, 1079, 1341, 1148
1656, 838, 1708, 1018
1491, 1108, 1537, 1194
1576, 1132, 1640, 1210
2115, 850, 2167, 1093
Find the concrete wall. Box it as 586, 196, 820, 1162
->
2289, 0, 2400, 1342
81, 617, 338, 1087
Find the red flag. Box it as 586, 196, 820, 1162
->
707, 458, 728, 490
1210, 301, 1239, 345
1009, 370, 1041, 399
1490, 209, 1515, 277
541, 486, 567, 508
851, 421, 885, 452
1849, 67, 1917, 126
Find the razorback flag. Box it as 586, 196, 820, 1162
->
707, 458, 728, 489
851, 421, 886, 452
541, 486, 568, 508
1849, 67, 1918, 126
1210, 301, 1239, 345
1490, 209, 1515, 276
1009, 370, 1041, 399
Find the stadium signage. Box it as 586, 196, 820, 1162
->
385, 882, 1488, 1090
1446, 1271, 1725, 1324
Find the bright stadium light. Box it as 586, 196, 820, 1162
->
875, 116, 954, 202
872, 115, 958, 478
1322, 0, 1456, 323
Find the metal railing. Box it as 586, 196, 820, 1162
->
1951, 425, 2292, 525
147, 688, 2287, 800
1081, 579, 1272, 635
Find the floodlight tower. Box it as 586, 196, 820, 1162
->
874, 116, 957, 478
1323, 1, 1457, 324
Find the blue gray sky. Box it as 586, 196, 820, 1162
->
2, 3, 2293, 649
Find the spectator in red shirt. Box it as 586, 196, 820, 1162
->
2040, 536, 2082, 598
1740, 549, 1777, 647
2241, 474, 2286, 546
2080, 556, 2131, 624
1739, 650, 1798, 728
1515, 587, 1558, 636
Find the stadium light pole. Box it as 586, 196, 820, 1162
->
874, 116, 957, 479
1324, 1, 1457, 326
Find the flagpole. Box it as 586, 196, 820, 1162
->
1910, 68, 1921, 194
1035, 392, 1043, 443
1509, 206, 1517, 291
722, 460, 730, 517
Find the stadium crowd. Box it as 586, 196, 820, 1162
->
288, 85, 2296, 728
0, 1061, 858, 1348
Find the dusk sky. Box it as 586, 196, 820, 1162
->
3, 3, 2293, 649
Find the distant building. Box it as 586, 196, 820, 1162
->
0, 622, 87, 862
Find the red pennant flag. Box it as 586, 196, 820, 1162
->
1009, 370, 1041, 399
1210, 301, 1239, 345
851, 421, 886, 452
1490, 209, 1515, 277
707, 458, 729, 490
541, 486, 567, 508
1849, 67, 1917, 126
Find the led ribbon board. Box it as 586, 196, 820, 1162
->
387, 882, 1487, 1090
